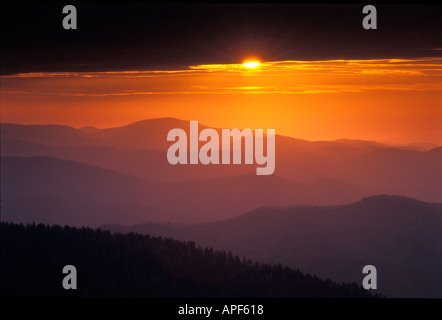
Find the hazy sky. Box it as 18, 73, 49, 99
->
1, 4, 441, 144
2, 58, 441, 144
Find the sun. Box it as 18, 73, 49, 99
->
243, 60, 260, 68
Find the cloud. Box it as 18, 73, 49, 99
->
2, 58, 441, 97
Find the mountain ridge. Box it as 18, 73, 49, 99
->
102, 195, 442, 298
2, 118, 439, 149
2, 155, 387, 225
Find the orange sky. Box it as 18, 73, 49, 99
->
1, 58, 441, 144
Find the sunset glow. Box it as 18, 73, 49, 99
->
1, 58, 441, 144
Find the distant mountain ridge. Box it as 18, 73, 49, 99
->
2, 118, 438, 150
2, 118, 441, 202
1, 156, 383, 225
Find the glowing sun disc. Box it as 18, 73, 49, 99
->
243, 61, 260, 68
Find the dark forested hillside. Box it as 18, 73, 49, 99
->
0, 222, 374, 298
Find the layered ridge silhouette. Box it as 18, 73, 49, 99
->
2, 118, 441, 202
1, 118, 441, 298
1, 156, 380, 225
